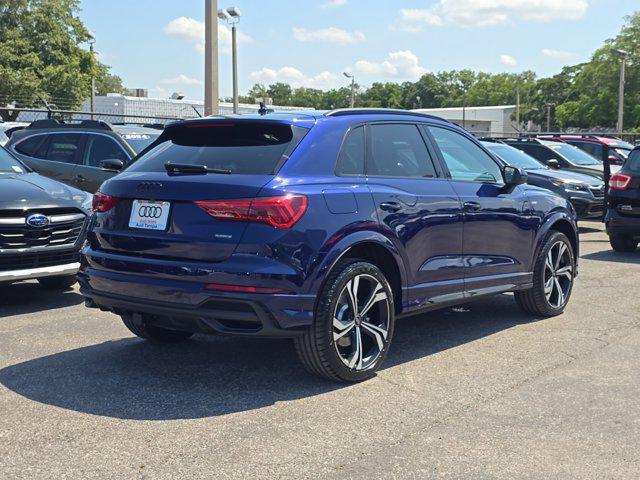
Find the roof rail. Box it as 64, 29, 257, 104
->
26, 118, 113, 131
324, 108, 450, 123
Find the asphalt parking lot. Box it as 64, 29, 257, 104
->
0, 221, 638, 479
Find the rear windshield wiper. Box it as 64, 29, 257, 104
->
164, 162, 231, 175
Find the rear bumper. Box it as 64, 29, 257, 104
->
78, 247, 317, 338
605, 209, 640, 238
0, 262, 79, 283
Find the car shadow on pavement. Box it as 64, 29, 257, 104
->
0, 282, 84, 319
0, 294, 546, 420
581, 249, 640, 264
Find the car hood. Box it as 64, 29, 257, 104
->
576, 163, 621, 174
0, 172, 90, 211
525, 168, 603, 186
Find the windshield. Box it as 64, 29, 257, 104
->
612, 147, 631, 160
488, 145, 546, 170
550, 144, 600, 166
127, 122, 305, 175
0, 147, 27, 174
120, 132, 161, 154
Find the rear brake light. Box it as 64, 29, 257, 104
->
92, 192, 120, 212
196, 194, 307, 229
205, 283, 293, 294
609, 173, 632, 190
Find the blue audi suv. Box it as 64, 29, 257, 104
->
80, 109, 579, 382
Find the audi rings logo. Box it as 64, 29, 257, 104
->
138, 205, 163, 218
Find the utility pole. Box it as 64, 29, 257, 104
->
614, 49, 628, 133
205, 0, 219, 116
546, 103, 554, 133
218, 7, 241, 114
515, 83, 520, 129
343, 72, 355, 108
88, 33, 96, 120
462, 91, 467, 130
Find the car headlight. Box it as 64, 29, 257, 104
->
552, 180, 587, 192
81, 193, 93, 212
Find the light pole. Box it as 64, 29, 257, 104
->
88, 32, 96, 120
614, 49, 628, 133
205, 0, 220, 116
343, 72, 355, 108
218, 7, 241, 114
546, 103, 555, 133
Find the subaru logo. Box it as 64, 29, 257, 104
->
26, 213, 50, 228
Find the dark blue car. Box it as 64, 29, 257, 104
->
79, 109, 579, 382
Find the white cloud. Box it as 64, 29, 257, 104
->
541, 48, 575, 59
164, 16, 253, 53
248, 66, 340, 90
159, 74, 202, 86
292, 27, 365, 45
352, 50, 427, 79
320, 0, 347, 8
500, 54, 518, 66
394, 0, 589, 30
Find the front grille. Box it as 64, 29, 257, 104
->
590, 186, 605, 198
0, 210, 86, 250
0, 251, 79, 272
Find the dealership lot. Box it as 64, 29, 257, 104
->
0, 221, 638, 479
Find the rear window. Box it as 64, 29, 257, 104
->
128, 122, 306, 175
120, 132, 160, 154
624, 149, 640, 174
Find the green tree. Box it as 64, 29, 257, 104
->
267, 82, 293, 106
0, 0, 124, 119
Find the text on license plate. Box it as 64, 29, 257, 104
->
129, 200, 171, 230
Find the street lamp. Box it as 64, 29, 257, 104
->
205, 0, 220, 116
219, 6, 241, 114
343, 72, 355, 108
614, 49, 628, 133
88, 31, 96, 120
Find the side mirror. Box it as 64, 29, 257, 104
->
100, 158, 124, 171
501, 165, 527, 193
546, 159, 560, 169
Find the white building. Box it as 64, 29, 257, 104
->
80, 94, 313, 124
413, 105, 517, 136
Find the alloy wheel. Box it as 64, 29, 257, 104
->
543, 241, 573, 309
332, 274, 391, 371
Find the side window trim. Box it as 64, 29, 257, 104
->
427, 124, 505, 185
83, 133, 131, 169
364, 121, 440, 179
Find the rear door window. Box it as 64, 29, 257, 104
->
14, 135, 48, 158
368, 124, 437, 178
336, 126, 365, 176
43, 133, 83, 164
128, 122, 307, 175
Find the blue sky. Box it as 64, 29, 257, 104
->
79, 0, 638, 101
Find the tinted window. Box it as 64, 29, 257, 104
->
429, 127, 502, 183
0, 147, 26, 173
128, 122, 303, 175
336, 126, 365, 176
14, 135, 47, 158
44, 134, 83, 164
368, 124, 436, 178
85, 135, 129, 167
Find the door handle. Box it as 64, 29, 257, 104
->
73, 174, 85, 184
380, 202, 402, 213
463, 201, 482, 211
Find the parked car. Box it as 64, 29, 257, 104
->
5, 119, 161, 193
79, 109, 579, 382
0, 146, 91, 288
605, 146, 640, 252
502, 137, 619, 180
483, 140, 606, 219
543, 135, 634, 166
0, 121, 29, 146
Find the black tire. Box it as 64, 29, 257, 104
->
294, 259, 395, 382
515, 231, 575, 317
37, 274, 77, 290
120, 313, 194, 344
609, 235, 638, 252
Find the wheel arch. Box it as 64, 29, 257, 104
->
531, 212, 579, 271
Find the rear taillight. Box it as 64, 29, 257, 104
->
196, 194, 307, 229
92, 192, 120, 212
609, 173, 632, 190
